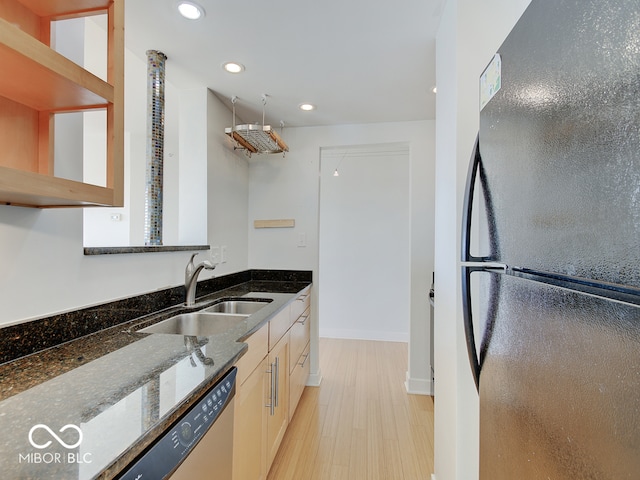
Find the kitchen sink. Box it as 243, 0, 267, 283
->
200, 299, 271, 315
138, 313, 247, 336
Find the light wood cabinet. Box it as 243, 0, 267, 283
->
288, 287, 311, 420
266, 331, 289, 470
289, 340, 310, 420
268, 305, 291, 351
233, 323, 269, 480
0, 0, 124, 207
289, 305, 310, 374
235, 323, 269, 386
290, 287, 310, 321
233, 288, 311, 480
233, 356, 268, 480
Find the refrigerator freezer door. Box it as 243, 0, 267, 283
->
478, 0, 640, 288
477, 271, 640, 479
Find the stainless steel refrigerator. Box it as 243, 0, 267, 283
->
461, 1, 640, 478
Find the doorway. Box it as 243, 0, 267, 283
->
318, 142, 411, 341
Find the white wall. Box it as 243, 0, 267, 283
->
82, 18, 184, 247
206, 90, 250, 276
248, 119, 435, 393
177, 88, 209, 245
433, 1, 531, 479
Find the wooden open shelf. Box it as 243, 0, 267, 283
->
0, 166, 115, 206
16, 0, 113, 18
0, 0, 123, 208
0, 17, 113, 110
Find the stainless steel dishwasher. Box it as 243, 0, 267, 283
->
119, 367, 236, 480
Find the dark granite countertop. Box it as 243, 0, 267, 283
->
0, 274, 311, 480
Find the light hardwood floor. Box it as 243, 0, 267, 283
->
267, 338, 434, 480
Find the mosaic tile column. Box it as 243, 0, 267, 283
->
144, 50, 167, 246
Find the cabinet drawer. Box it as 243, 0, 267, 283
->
289, 306, 310, 374
235, 323, 268, 386
290, 287, 311, 322
289, 341, 310, 421
268, 305, 292, 351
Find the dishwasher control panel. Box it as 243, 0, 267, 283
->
119, 367, 237, 480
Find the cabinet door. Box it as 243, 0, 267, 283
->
233, 357, 268, 480
289, 341, 310, 421
266, 332, 289, 471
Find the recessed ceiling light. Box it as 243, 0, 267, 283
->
223, 62, 245, 74
177, 1, 204, 20
299, 103, 315, 111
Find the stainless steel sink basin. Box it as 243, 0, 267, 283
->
138, 313, 247, 336
201, 299, 270, 315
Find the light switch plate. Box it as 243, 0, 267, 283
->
297, 233, 307, 247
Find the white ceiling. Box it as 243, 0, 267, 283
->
124, 0, 444, 128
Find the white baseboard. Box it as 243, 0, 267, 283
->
404, 371, 434, 395
307, 370, 323, 387
431, 474, 436, 480
319, 329, 409, 342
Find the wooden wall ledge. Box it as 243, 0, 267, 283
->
254, 219, 295, 229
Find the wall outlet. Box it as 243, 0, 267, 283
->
110, 213, 121, 222
221, 245, 227, 263
210, 246, 220, 265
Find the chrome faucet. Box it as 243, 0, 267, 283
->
185, 253, 215, 306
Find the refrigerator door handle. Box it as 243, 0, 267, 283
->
462, 134, 506, 271
461, 135, 506, 392
462, 135, 484, 263
461, 265, 481, 391
461, 136, 484, 392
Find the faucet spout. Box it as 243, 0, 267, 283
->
185, 253, 215, 306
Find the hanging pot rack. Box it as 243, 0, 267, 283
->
225, 95, 289, 156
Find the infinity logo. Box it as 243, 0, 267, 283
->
28, 424, 83, 449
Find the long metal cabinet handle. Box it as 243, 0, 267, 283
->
299, 353, 309, 368
274, 357, 280, 408
267, 363, 276, 416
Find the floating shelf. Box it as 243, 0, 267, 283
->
254, 219, 295, 229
